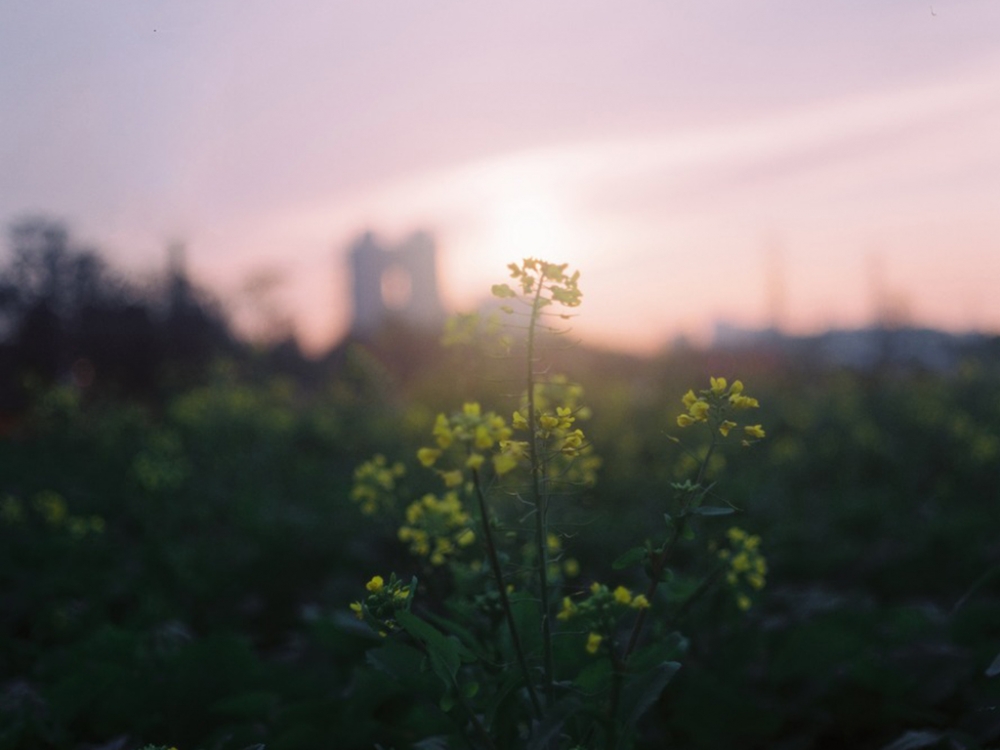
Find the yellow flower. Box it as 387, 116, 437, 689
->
585, 632, 603, 654
613, 586, 633, 605
456, 528, 476, 547
710, 376, 728, 395
737, 594, 752, 611
350, 601, 364, 620
440, 470, 464, 488
492, 452, 519, 476
366, 576, 384, 593
462, 402, 481, 417
560, 429, 585, 455
727, 527, 747, 543
557, 596, 577, 621
681, 389, 698, 408
677, 414, 696, 428
631, 594, 650, 610
512, 411, 529, 431
417, 447, 441, 467
719, 420, 738, 437
465, 453, 485, 470
474, 425, 494, 449
732, 552, 751, 572
731, 395, 760, 410
744, 424, 766, 439
688, 400, 710, 421
729, 380, 744, 396
433, 413, 454, 448
563, 558, 580, 577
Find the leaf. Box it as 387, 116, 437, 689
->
365, 640, 426, 684
616, 661, 681, 750
482, 667, 523, 729
689, 506, 735, 517
986, 650, 1000, 677
574, 657, 613, 695
424, 609, 484, 661
613, 546, 648, 570
396, 610, 462, 689
526, 697, 584, 750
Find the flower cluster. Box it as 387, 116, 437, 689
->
491, 258, 583, 310
350, 573, 416, 636
350, 454, 406, 516
1, 492, 105, 539
557, 581, 650, 654
717, 527, 767, 611
418, 402, 516, 480
677, 377, 765, 446
508, 376, 600, 485
398, 492, 476, 566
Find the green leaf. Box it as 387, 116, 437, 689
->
365, 640, 426, 683
574, 657, 613, 695
689, 506, 735, 517
616, 661, 681, 749
397, 610, 462, 689
613, 546, 648, 570
425, 609, 484, 661
526, 697, 585, 750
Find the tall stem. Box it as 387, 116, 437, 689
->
525, 283, 555, 697
621, 435, 719, 664
471, 469, 543, 718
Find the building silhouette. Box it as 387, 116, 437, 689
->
348, 230, 444, 337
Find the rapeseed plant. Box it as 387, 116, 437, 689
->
346, 258, 768, 748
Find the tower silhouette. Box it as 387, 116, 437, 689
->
348, 230, 445, 337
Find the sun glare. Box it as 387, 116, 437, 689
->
484, 193, 583, 270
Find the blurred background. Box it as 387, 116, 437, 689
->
3, 1, 1000, 353
3, 2, 1000, 749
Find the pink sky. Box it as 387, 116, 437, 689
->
2, 1, 999, 353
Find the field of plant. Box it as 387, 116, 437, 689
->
3, 260, 1000, 750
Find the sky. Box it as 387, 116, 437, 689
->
2, 1, 1000, 354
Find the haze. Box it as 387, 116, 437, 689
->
3, 1, 999, 353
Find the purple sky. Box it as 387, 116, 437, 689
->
3, 1, 999, 352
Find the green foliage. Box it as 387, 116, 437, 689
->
4, 258, 1000, 748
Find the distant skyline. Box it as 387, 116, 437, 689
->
3, 1, 999, 353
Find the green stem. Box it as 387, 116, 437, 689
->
620, 433, 719, 672
525, 278, 555, 699
471, 469, 543, 719
526, 282, 555, 698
